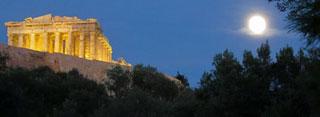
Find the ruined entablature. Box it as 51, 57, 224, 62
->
5, 14, 103, 35
5, 14, 98, 25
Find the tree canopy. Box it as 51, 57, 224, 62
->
268, 0, 320, 47
1, 41, 319, 116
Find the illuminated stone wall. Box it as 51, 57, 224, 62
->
0, 44, 180, 83
5, 14, 130, 66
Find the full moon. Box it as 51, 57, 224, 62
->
248, 15, 266, 35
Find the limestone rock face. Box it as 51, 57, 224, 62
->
0, 44, 180, 83
0, 44, 126, 82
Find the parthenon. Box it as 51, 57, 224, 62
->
5, 14, 130, 66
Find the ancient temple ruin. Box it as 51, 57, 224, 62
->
5, 14, 130, 66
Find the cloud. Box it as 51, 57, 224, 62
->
239, 27, 286, 38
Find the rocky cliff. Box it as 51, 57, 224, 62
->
0, 44, 127, 82
0, 44, 178, 82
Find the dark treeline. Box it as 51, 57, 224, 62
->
196, 42, 320, 116
0, 42, 320, 117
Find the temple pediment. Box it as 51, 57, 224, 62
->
5, 14, 96, 25
24, 14, 83, 23
31, 14, 52, 21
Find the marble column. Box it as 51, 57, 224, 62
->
105, 46, 108, 62
97, 40, 102, 60
42, 32, 48, 52
54, 32, 60, 53
30, 33, 36, 50
106, 49, 110, 62
102, 44, 106, 62
7, 34, 13, 46
18, 34, 23, 47
66, 32, 72, 55
109, 50, 112, 62
90, 32, 96, 60
106, 49, 109, 61
104, 46, 108, 61
100, 42, 104, 61
79, 32, 85, 58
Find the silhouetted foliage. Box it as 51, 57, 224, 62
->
1, 40, 320, 116
175, 72, 190, 88
105, 65, 131, 97
268, 0, 320, 47
196, 41, 320, 117
0, 52, 9, 72
0, 66, 108, 117
131, 64, 180, 100
196, 47, 270, 117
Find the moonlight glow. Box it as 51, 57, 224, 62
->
248, 16, 266, 35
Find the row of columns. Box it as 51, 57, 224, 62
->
7, 32, 112, 62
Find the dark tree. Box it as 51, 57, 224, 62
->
175, 72, 190, 87
0, 52, 9, 72
105, 65, 131, 97
132, 64, 180, 100
268, 0, 320, 47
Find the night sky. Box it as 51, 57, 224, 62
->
0, 0, 303, 87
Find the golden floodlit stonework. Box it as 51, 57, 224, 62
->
5, 14, 130, 66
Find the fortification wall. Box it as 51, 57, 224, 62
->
0, 44, 179, 83
0, 43, 127, 82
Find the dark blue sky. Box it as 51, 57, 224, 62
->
0, 0, 303, 87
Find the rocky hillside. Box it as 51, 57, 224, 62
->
0, 44, 179, 83
0, 44, 128, 82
